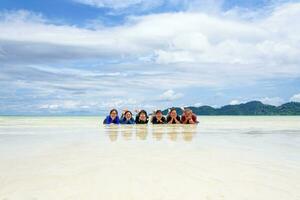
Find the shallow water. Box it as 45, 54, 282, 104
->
0, 116, 299, 200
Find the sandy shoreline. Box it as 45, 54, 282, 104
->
0, 117, 299, 200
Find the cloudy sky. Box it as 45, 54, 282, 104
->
0, 0, 300, 115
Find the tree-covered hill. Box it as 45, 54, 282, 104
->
162, 101, 300, 115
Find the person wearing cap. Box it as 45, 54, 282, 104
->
135, 110, 149, 124
181, 108, 198, 124
103, 109, 120, 124
120, 110, 135, 124
151, 110, 166, 124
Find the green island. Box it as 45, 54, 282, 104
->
162, 101, 300, 115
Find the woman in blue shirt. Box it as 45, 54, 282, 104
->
120, 110, 135, 124
103, 109, 120, 124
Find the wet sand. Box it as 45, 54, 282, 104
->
0, 116, 299, 200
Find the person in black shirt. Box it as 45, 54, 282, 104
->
151, 110, 166, 124
167, 108, 181, 124
135, 110, 149, 124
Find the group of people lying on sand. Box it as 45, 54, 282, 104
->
103, 108, 199, 125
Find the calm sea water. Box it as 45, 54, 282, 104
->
0, 116, 299, 200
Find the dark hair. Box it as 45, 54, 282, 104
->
136, 110, 148, 123
169, 108, 177, 113
135, 110, 149, 124
124, 110, 132, 116
110, 109, 118, 115
138, 110, 148, 118
155, 110, 162, 114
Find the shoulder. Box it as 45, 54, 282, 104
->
103, 116, 110, 123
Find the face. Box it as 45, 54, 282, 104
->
139, 113, 146, 121
170, 110, 177, 118
186, 111, 192, 118
156, 112, 162, 119
110, 110, 117, 119
125, 112, 132, 119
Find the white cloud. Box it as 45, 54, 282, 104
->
194, 102, 203, 107
38, 98, 146, 113
0, 9, 44, 23
72, 0, 224, 12
159, 90, 183, 101
100, 98, 139, 108
290, 93, 300, 102
229, 100, 240, 105
1, 2, 300, 114
73, 0, 142, 9
72, 0, 164, 10
1, 4, 299, 77
259, 97, 284, 106
39, 100, 81, 110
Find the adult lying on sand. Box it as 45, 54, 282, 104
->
181, 108, 198, 124
167, 108, 181, 124
103, 109, 120, 124
135, 110, 149, 124
120, 110, 135, 124
151, 110, 166, 124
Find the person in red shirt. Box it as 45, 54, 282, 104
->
181, 108, 198, 124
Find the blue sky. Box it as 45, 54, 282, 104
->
0, 0, 300, 115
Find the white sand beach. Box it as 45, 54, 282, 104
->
0, 116, 299, 200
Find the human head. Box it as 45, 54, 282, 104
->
124, 110, 132, 120
109, 109, 118, 119
138, 110, 148, 121
155, 110, 163, 119
169, 108, 177, 118
184, 108, 193, 118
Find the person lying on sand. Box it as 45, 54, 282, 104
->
167, 108, 181, 124
151, 110, 166, 124
135, 110, 149, 124
181, 108, 198, 124
120, 110, 135, 124
103, 109, 120, 124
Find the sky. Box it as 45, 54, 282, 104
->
0, 0, 300, 115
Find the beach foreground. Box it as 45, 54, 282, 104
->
0, 116, 299, 200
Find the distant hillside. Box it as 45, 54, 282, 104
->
162, 101, 300, 115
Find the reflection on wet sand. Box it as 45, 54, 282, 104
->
166, 125, 181, 141
104, 125, 119, 142
182, 125, 197, 141
104, 125, 197, 142
121, 125, 134, 140
152, 126, 164, 141
136, 125, 148, 140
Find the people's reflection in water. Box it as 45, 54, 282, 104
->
152, 125, 164, 141
104, 124, 197, 142
120, 125, 133, 140
136, 125, 148, 140
182, 125, 197, 142
104, 125, 119, 142
166, 125, 180, 141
